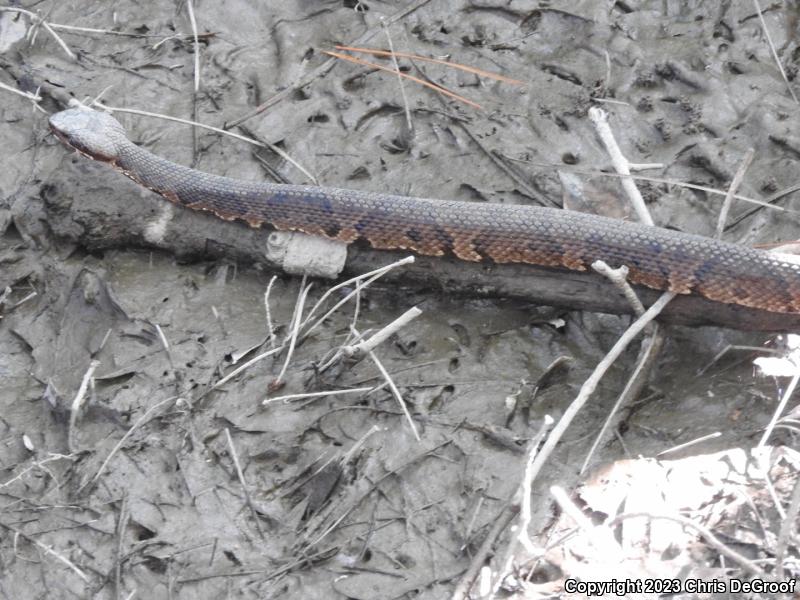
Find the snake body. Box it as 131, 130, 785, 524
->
49, 108, 800, 314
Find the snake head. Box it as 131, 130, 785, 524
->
49, 108, 127, 163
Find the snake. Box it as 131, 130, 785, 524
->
49, 107, 800, 315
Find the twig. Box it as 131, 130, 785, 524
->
155, 323, 176, 381
342, 307, 422, 360
67, 360, 101, 453
380, 21, 413, 135
581, 325, 664, 473
591, 261, 644, 316
92, 102, 317, 184
0, 520, 89, 582
264, 276, 278, 348
0, 80, 42, 102
82, 397, 177, 491
715, 148, 755, 239
186, 0, 201, 96
522, 292, 676, 493
656, 431, 722, 457
656, 431, 722, 456
272, 279, 312, 389
758, 368, 800, 447
185, 0, 201, 161
224, 428, 265, 539
588, 107, 653, 225
752, 0, 799, 104
355, 326, 419, 441
211, 346, 283, 390
298, 256, 415, 340
505, 154, 799, 213
263, 386, 376, 406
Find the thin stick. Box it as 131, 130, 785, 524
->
589, 107, 653, 225
92, 102, 317, 184
656, 432, 722, 457
273, 279, 312, 387
263, 386, 375, 406
83, 397, 177, 490
355, 326, 419, 441
581, 326, 664, 473
264, 276, 278, 348
185, 0, 201, 161
715, 148, 755, 239
380, 22, 413, 134
212, 346, 283, 390
342, 307, 422, 360
523, 292, 676, 493
752, 0, 799, 104
186, 0, 201, 95
335, 45, 523, 85
505, 155, 794, 214
0, 520, 89, 582
591, 261, 644, 316
758, 369, 800, 447
224, 428, 264, 539
298, 256, 415, 340
68, 360, 101, 453
0, 80, 42, 102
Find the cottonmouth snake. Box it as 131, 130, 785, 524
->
49, 108, 800, 314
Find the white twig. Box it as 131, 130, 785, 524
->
516, 416, 554, 556
225, 428, 264, 538
381, 19, 413, 135
715, 148, 755, 239
299, 256, 415, 339
656, 431, 722, 457
521, 292, 676, 493
588, 107, 653, 226
753, 0, 799, 104
264, 276, 278, 348
212, 346, 283, 390
758, 369, 800, 447
84, 397, 177, 489
591, 261, 644, 316
68, 360, 101, 452
273, 280, 312, 387
186, 0, 201, 94
342, 307, 422, 360
0, 80, 42, 102
263, 386, 376, 406
355, 326, 419, 441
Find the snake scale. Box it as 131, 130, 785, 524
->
49, 108, 800, 315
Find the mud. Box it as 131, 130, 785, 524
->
1, 1, 799, 598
